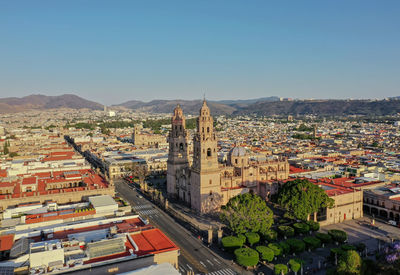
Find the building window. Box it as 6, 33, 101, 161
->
179, 143, 184, 151
209, 191, 212, 195
207, 148, 211, 157
207, 127, 209, 133
209, 180, 212, 185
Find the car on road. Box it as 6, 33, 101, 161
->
388, 220, 397, 226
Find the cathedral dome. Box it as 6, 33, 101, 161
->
229, 146, 247, 157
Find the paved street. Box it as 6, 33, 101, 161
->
115, 180, 242, 275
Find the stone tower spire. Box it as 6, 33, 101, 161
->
167, 105, 190, 201
190, 99, 221, 213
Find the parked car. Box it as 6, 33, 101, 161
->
388, 220, 397, 226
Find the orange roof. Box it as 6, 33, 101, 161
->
0, 234, 14, 251
130, 228, 179, 256
22, 177, 36, 185
0, 169, 7, 178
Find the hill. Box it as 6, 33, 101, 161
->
0, 94, 103, 113
234, 99, 400, 116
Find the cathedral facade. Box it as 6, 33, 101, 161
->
167, 101, 289, 214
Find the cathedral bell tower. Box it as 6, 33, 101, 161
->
190, 100, 221, 213
167, 105, 190, 203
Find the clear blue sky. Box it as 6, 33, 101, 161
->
0, 1, 399, 104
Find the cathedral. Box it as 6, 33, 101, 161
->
167, 100, 289, 214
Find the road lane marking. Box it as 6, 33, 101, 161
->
199, 261, 207, 268
207, 259, 214, 266
186, 264, 193, 271
179, 265, 186, 273
213, 258, 221, 264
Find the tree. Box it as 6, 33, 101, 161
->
275, 179, 334, 221
234, 247, 259, 267
303, 236, 321, 250
286, 239, 305, 254
260, 228, 278, 242
220, 193, 274, 234
316, 232, 332, 244
256, 246, 274, 262
245, 232, 260, 246
293, 223, 310, 234
221, 236, 244, 252
274, 264, 288, 275
268, 243, 282, 257
289, 259, 302, 274
278, 225, 295, 238
337, 250, 362, 275
328, 229, 347, 244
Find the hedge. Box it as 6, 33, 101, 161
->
262, 229, 278, 242
289, 258, 302, 273
221, 236, 243, 251
303, 236, 321, 250
306, 220, 320, 231
268, 243, 283, 257
293, 223, 310, 234
234, 247, 259, 267
341, 244, 356, 251
278, 225, 295, 237
274, 264, 288, 275
328, 229, 348, 244
279, 241, 290, 255
315, 232, 332, 244
256, 245, 274, 262
286, 238, 306, 254
245, 232, 260, 246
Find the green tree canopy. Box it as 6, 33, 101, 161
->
256, 246, 274, 262
234, 247, 259, 267
220, 193, 274, 234
337, 250, 362, 275
275, 179, 334, 220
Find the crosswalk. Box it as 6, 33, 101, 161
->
132, 204, 159, 217
205, 269, 236, 275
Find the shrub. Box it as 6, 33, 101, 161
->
303, 236, 321, 250
293, 223, 310, 234
274, 264, 288, 275
279, 218, 289, 224
245, 232, 260, 246
279, 241, 290, 255
256, 245, 274, 262
278, 225, 295, 237
261, 229, 278, 242
268, 243, 283, 257
306, 220, 320, 231
328, 229, 347, 244
286, 238, 306, 254
315, 232, 332, 244
289, 258, 302, 273
234, 247, 259, 267
221, 236, 243, 251
341, 244, 356, 251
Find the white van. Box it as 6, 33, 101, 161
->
388, 220, 397, 226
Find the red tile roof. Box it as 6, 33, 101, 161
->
0, 234, 14, 251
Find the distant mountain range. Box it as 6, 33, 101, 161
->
0, 94, 103, 113
1, 94, 400, 116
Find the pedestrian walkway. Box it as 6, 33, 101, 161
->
205, 268, 237, 275
132, 204, 159, 217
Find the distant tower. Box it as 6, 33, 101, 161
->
190, 100, 221, 213
167, 105, 190, 203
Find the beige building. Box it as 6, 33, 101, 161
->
167, 101, 289, 214
132, 125, 165, 147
